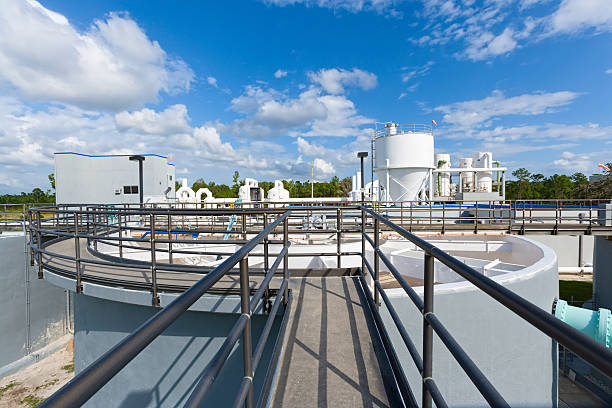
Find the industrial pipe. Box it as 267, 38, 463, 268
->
554, 299, 611, 348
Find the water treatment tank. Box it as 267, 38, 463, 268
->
374, 123, 434, 201
435, 153, 451, 197
459, 158, 473, 192
473, 152, 493, 193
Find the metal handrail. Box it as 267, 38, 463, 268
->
360, 205, 612, 408
37, 211, 291, 408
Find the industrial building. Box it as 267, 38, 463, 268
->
54, 152, 175, 205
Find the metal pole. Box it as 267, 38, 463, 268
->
361, 158, 365, 202
37, 212, 43, 278
263, 214, 269, 272
239, 257, 254, 408
374, 217, 380, 307
138, 159, 144, 206
168, 213, 173, 264
118, 213, 123, 258
337, 208, 342, 268
150, 214, 159, 307
361, 208, 366, 279
74, 212, 82, 293
422, 253, 434, 408
283, 217, 289, 306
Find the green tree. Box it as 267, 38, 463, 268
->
48, 173, 55, 190
512, 168, 531, 199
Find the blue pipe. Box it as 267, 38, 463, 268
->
554, 299, 612, 348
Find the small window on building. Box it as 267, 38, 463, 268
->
123, 186, 139, 194
169, 175, 173, 181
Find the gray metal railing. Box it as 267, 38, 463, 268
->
34, 209, 292, 408
359, 205, 612, 408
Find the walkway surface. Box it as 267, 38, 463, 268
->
271, 277, 394, 407
558, 375, 605, 408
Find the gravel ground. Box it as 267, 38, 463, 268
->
0, 340, 74, 407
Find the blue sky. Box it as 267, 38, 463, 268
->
0, 0, 611, 192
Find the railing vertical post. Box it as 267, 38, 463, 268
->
422, 252, 434, 408
168, 213, 173, 264
409, 201, 413, 232
400, 201, 404, 227
240, 257, 254, 408
374, 217, 380, 307
263, 214, 269, 272
150, 214, 159, 307
242, 213, 247, 241
337, 208, 342, 269
118, 213, 123, 258
93, 210, 98, 251
37, 211, 43, 278
361, 208, 366, 277
28, 210, 35, 266
474, 201, 479, 234
283, 217, 289, 306
442, 201, 446, 234
73, 212, 82, 293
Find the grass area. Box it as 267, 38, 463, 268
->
559, 280, 593, 307
0, 382, 18, 397
61, 363, 74, 373
21, 394, 44, 408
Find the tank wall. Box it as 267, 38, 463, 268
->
0, 235, 69, 369
381, 241, 558, 406
74, 294, 281, 407
374, 132, 433, 170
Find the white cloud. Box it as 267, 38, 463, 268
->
262, 0, 399, 14
547, 0, 612, 35
274, 69, 288, 78
313, 158, 335, 178
413, 0, 612, 61
0, 1, 194, 111
207, 76, 218, 87
435, 90, 580, 128
606, 68, 612, 74
225, 84, 373, 138
115, 104, 191, 135
402, 61, 434, 83
307, 68, 377, 94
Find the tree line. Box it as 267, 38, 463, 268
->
1, 168, 610, 205
506, 165, 612, 200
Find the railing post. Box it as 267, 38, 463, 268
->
240, 257, 254, 408
242, 213, 247, 241
422, 252, 434, 408
361, 208, 366, 277
28, 210, 35, 266
263, 214, 269, 272
93, 210, 98, 251
283, 216, 289, 306
37, 211, 43, 278
74, 212, 82, 293
150, 214, 159, 307
118, 213, 123, 258
374, 217, 380, 307
474, 201, 479, 234
441, 201, 446, 234
168, 213, 173, 264
337, 208, 342, 269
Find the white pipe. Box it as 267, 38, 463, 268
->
195, 188, 213, 202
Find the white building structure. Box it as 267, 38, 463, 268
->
54, 153, 175, 204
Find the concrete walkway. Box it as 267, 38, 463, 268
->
271, 277, 395, 408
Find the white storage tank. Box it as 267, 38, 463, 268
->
473, 152, 493, 193
267, 180, 290, 201
435, 153, 451, 197
239, 178, 264, 202
374, 123, 434, 201
459, 157, 473, 192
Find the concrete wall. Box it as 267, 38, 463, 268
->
55, 153, 175, 204
74, 294, 282, 407
380, 236, 559, 407
0, 234, 70, 371
529, 235, 594, 267
594, 236, 612, 310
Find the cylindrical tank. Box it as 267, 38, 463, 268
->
374, 123, 434, 201
435, 153, 451, 197
473, 152, 493, 193
459, 158, 473, 192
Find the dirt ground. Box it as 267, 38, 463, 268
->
0, 340, 74, 407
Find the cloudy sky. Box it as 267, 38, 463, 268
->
0, 0, 611, 192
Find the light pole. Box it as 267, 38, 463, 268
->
129, 155, 145, 206
358, 152, 368, 202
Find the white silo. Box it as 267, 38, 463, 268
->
374, 123, 434, 201
459, 158, 473, 192
472, 152, 493, 193
435, 153, 451, 197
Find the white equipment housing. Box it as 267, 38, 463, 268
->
473, 152, 493, 193
435, 153, 451, 197
239, 178, 264, 202
267, 180, 290, 201
374, 123, 434, 201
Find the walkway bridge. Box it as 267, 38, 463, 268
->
27, 204, 612, 407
